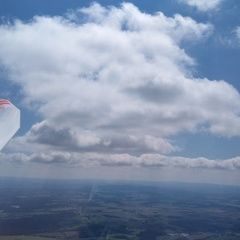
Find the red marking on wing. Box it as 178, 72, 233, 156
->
0, 99, 11, 106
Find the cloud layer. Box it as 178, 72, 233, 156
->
0, 3, 240, 170
1, 151, 240, 171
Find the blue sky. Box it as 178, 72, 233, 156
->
0, 0, 240, 184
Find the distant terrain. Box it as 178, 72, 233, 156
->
0, 178, 239, 240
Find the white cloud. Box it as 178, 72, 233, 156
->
179, 0, 223, 12
236, 26, 240, 42
0, 3, 240, 170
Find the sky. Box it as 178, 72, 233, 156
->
0, 0, 240, 185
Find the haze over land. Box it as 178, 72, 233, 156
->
0, 178, 240, 240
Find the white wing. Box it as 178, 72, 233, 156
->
0, 99, 20, 151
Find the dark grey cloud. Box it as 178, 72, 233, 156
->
126, 82, 183, 103
21, 121, 174, 154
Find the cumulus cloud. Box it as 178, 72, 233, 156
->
179, 0, 223, 12
0, 3, 240, 170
